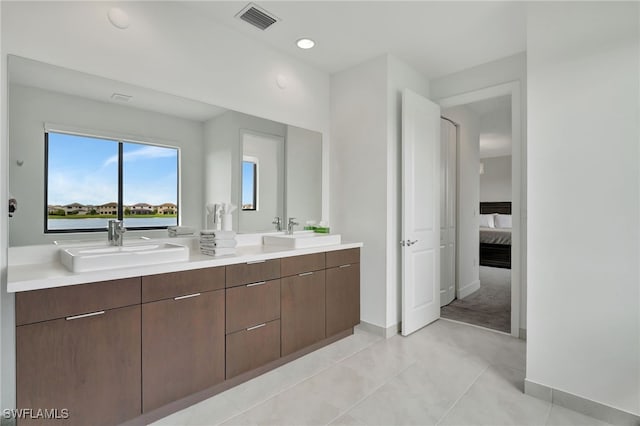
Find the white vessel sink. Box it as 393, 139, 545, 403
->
60, 242, 189, 272
263, 233, 341, 249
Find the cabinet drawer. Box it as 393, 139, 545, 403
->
326, 248, 360, 268
226, 259, 280, 288
280, 253, 325, 277
226, 279, 280, 334
16, 277, 141, 326
226, 319, 281, 379
142, 267, 224, 303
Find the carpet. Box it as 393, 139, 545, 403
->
441, 266, 511, 333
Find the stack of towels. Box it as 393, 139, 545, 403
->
168, 226, 196, 237
200, 230, 237, 256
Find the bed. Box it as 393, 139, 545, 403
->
479, 201, 511, 269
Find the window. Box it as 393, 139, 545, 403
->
45, 131, 179, 232
241, 159, 258, 211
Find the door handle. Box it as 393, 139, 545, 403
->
246, 281, 267, 287
174, 293, 201, 300
401, 240, 419, 247
66, 311, 105, 321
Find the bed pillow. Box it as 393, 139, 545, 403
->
479, 214, 495, 228
494, 214, 512, 229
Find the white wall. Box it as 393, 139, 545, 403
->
479, 107, 512, 159
442, 106, 480, 297
480, 156, 512, 202
1, 1, 331, 411
431, 52, 527, 331
331, 55, 388, 329
8, 84, 205, 246
331, 54, 428, 331
526, 2, 639, 415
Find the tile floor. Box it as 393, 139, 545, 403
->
151, 319, 610, 426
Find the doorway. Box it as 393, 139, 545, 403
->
437, 82, 523, 338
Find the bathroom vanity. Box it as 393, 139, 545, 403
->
10, 242, 361, 426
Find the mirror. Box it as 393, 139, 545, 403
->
7, 55, 323, 246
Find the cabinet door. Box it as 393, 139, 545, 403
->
326, 264, 361, 336
16, 305, 141, 426
142, 290, 225, 412
281, 270, 326, 356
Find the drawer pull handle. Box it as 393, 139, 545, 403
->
339, 264, 352, 268
174, 293, 201, 301
246, 260, 266, 264
247, 323, 266, 331
298, 272, 314, 277
66, 311, 105, 321
246, 281, 266, 287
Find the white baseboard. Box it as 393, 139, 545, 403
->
458, 279, 480, 299
525, 379, 640, 426
357, 321, 400, 338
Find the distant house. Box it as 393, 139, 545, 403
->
47, 205, 64, 215
97, 202, 118, 215
130, 203, 154, 215
157, 203, 177, 215
63, 203, 88, 215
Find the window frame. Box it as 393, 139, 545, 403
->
44, 130, 180, 234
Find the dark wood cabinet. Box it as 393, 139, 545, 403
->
226, 319, 281, 378
14, 246, 360, 425
226, 279, 280, 334
16, 305, 141, 426
281, 270, 326, 356
326, 263, 361, 336
142, 289, 225, 412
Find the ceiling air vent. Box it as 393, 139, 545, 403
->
236, 3, 279, 31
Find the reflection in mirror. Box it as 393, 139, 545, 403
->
8, 55, 323, 246
239, 131, 284, 233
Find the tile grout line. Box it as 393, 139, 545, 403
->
323, 362, 418, 426
435, 363, 491, 426
215, 335, 382, 425
542, 400, 554, 426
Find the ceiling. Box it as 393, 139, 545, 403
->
184, 1, 527, 79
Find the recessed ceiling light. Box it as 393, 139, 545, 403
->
296, 38, 315, 49
107, 7, 130, 30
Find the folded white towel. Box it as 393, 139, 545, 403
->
200, 230, 236, 239
200, 238, 238, 247
169, 226, 196, 233
200, 247, 236, 257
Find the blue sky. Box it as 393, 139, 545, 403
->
48, 132, 178, 206
242, 161, 256, 207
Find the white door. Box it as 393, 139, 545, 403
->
401, 89, 441, 336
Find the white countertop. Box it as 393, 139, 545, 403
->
8, 238, 363, 293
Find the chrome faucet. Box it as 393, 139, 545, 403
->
272, 216, 282, 232
108, 220, 126, 246
287, 217, 298, 235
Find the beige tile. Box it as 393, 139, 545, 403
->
222, 364, 378, 426
340, 336, 417, 386
439, 364, 551, 426
329, 413, 367, 426
346, 359, 485, 426
314, 328, 382, 363
546, 405, 613, 426
148, 393, 241, 426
